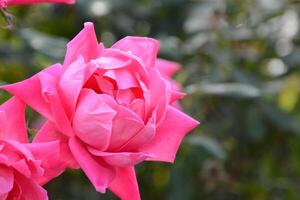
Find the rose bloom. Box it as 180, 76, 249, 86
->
2, 22, 199, 200
0, 97, 61, 200
0, 0, 74, 7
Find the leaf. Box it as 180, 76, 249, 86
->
186, 135, 226, 160
261, 101, 300, 136
245, 107, 266, 141
18, 28, 68, 61
277, 75, 299, 112
185, 82, 261, 98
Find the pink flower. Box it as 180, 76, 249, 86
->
2, 22, 199, 200
155, 58, 184, 109
155, 58, 180, 78
0, 97, 61, 200
0, 0, 74, 7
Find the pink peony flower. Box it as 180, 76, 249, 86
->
2, 22, 199, 200
0, 0, 74, 7
0, 97, 61, 200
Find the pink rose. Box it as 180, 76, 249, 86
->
155, 58, 184, 109
2, 22, 199, 200
0, 97, 61, 200
0, 0, 74, 7
155, 58, 180, 78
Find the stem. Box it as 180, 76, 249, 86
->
0, 8, 14, 30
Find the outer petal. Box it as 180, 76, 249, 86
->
73, 89, 116, 151
4, 0, 74, 7
25, 140, 62, 185
109, 167, 141, 200
0, 140, 44, 180
13, 172, 48, 200
154, 58, 184, 107
0, 97, 28, 143
64, 22, 100, 66
39, 70, 74, 136
139, 106, 199, 163
69, 137, 115, 193
112, 36, 159, 68
0, 166, 13, 196
33, 121, 78, 170
1, 140, 36, 164
4, 179, 21, 199
144, 68, 171, 125
2, 64, 72, 136
171, 90, 185, 103
0, 64, 62, 122
155, 58, 180, 77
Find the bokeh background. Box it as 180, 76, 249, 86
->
1, 0, 300, 199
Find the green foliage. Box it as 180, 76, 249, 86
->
2, 0, 300, 199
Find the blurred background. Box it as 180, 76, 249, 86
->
1, 0, 300, 199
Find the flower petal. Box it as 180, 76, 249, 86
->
0, 166, 14, 196
109, 167, 141, 200
0, 63, 73, 137
64, 22, 100, 66
5, 0, 75, 7
73, 89, 116, 151
100, 48, 150, 82
112, 36, 159, 68
39, 70, 74, 136
121, 110, 156, 151
88, 148, 152, 167
69, 137, 115, 193
155, 58, 181, 77
139, 106, 199, 163
1, 64, 62, 122
59, 57, 99, 118
25, 140, 63, 185
0, 97, 28, 143
33, 121, 78, 170
13, 172, 48, 200
107, 103, 144, 151
144, 68, 171, 125
129, 99, 145, 119
11, 159, 31, 178
95, 49, 133, 70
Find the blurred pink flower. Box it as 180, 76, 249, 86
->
0, 97, 61, 200
0, 0, 74, 7
155, 58, 184, 109
2, 22, 199, 200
